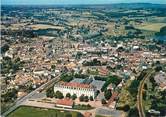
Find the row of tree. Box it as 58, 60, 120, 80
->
79, 95, 93, 102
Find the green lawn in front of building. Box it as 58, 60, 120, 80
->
7, 106, 83, 117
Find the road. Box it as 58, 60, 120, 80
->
2, 74, 60, 117
137, 69, 154, 117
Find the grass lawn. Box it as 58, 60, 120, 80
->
135, 23, 166, 32
7, 106, 83, 117
96, 115, 112, 117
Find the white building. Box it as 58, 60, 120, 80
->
54, 82, 97, 98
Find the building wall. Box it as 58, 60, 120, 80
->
56, 104, 72, 109
54, 85, 96, 98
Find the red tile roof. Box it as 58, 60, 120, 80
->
160, 83, 166, 88
59, 82, 95, 89
56, 98, 73, 106
107, 92, 119, 106
84, 112, 92, 117
99, 68, 109, 76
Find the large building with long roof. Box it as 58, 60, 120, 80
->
54, 81, 97, 98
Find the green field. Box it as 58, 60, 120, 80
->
7, 106, 83, 117
135, 23, 166, 32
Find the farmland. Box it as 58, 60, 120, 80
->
135, 23, 166, 32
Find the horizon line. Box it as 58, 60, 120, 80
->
2, 2, 166, 6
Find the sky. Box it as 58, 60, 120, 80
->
1, 0, 166, 5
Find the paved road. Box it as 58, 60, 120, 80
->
2, 74, 60, 117
137, 69, 154, 117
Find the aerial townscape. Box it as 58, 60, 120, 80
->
0, 1, 166, 117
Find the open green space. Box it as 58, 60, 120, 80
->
7, 106, 83, 117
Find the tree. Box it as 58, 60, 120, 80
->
156, 61, 160, 65
143, 91, 147, 100
66, 93, 71, 98
104, 89, 112, 100
123, 105, 130, 112
101, 76, 122, 91
101, 99, 107, 104
76, 52, 82, 59
84, 96, 89, 102
1, 44, 9, 53
14, 57, 21, 62
155, 66, 162, 72
128, 79, 140, 96
79, 95, 84, 102
109, 76, 122, 86
51, 65, 56, 70
55, 91, 64, 99
12, 64, 19, 73
90, 96, 94, 101
46, 87, 54, 98
1, 57, 24, 74
87, 104, 91, 108
2, 88, 18, 102
60, 74, 73, 82
71, 94, 77, 100
128, 107, 139, 117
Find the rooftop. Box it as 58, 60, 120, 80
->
154, 72, 166, 84
57, 81, 96, 89
70, 78, 85, 83
56, 98, 73, 106
90, 80, 105, 91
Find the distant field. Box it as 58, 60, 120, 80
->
135, 23, 166, 32
1, 23, 28, 30
28, 24, 64, 30
7, 106, 83, 117
148, 17, 166, 23
105, 23, 115, 35
68, 20, 91, 26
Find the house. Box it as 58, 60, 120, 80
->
84, 112, 92, 117
154, 72, 166, 90
107, 92, 119, 109
17, 91, 27, 98
56, 98, 74, 108
98, 67, 109, 76
107, 83, 115, 90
